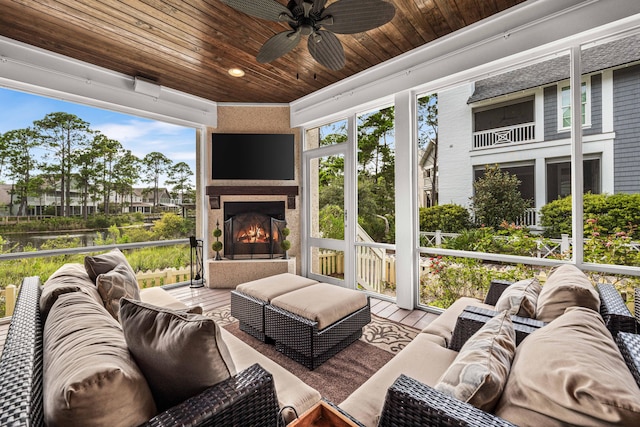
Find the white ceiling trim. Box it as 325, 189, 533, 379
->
0, 36, 217, 128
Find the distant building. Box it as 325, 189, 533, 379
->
435, 34, 640, 227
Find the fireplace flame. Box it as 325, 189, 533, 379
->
237, 224, 271, 243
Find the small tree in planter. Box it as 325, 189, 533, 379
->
212, 221, 223, 260
280, 227, 291, 259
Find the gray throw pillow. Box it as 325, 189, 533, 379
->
96, 263, 141, 321
119, 298, 237, 411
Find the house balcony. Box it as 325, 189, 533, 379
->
473, 122, 536, 149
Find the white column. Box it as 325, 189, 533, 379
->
394, 90, 416, 309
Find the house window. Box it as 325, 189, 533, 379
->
546, 158, 600, 203
473, 97, 534, 132
558, 81, 589, 130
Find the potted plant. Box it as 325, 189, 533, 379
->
280, 226, 291, 259
212, 221, 223, 260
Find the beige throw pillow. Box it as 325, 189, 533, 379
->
43, 292, 156, 427
85, 248, 136, 283
96, 263, 141, 321
435, 310, 516, 412
119, 298, 237, 411
495, 307, 640, 426
494, 278, 542, 318
536, 264, 600, 322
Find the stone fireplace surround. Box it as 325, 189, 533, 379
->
205, 185, 300, 288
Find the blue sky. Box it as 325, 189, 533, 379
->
0, 87, 196, 187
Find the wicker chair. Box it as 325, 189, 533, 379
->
0, 277, 280, 427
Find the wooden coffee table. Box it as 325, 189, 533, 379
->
289, 400, 364, 427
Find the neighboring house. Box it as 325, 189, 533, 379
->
128, 188, 180, 213
437, 35, 640, 227
418, 141, 437, 208
0, 180, 183, 216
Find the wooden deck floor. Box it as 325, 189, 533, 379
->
0, 285, 439, 356
164, 285, 440, 330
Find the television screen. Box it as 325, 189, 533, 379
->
211, 133, 295, 180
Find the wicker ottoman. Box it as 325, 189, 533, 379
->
230, 273, 318, 342
265, 283, 371, 369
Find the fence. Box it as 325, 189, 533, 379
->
1, 267, 193, 318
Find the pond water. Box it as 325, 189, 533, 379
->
3, 230, 104, 251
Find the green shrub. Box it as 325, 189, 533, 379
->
419, 204, 471, 232
471, 165, 530, 228
541, 193, 640, 238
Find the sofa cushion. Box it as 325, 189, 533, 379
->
96, 263, 141, 321
435, 311, 516, 412
421, 297, 495, 347
535, 264, 600, 322
139, 286, 201, 313
495, 307, 640, 426
43, 292, 156, 427
494, 278, 542, 318
235, 272, 318, 302
119, 298, 236, 411
220, 327, 321, 423
270, 283, 367, 330
85, 248, 136, 283
40, 263, 103, 318
340, 333, 458, 427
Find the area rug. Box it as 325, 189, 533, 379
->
205, 305, 419, 404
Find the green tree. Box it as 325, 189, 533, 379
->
417, 94, 438, 205
357, 107, 396, 242
471, 164, 529, 228
166, 162, 193, 203
35, 112, 93, 216
142, 152, 172, 208
92, 133, 122, 215
113, 150, 140, 212
4, 128, 41, 216
75, 146, 102, 219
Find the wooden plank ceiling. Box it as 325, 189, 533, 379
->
0, 0, 525, 103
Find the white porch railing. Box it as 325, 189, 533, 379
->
473, 122, 536, 149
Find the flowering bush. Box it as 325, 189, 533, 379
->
421, 256, 537, 308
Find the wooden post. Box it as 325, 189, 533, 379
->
5, 284, 16, 317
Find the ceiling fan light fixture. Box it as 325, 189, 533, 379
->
228, 68, 245, 77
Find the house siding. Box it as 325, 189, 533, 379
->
613, 64, 640, 193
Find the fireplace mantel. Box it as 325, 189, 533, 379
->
206, 185, 299, 209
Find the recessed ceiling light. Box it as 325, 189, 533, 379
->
228, 68, 245, 77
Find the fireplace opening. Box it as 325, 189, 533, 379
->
223, 201, 286, 259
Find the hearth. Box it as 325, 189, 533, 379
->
224, 201, 287, 259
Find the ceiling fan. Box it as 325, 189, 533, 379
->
219, 0, 396, 71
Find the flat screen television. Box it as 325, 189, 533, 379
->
211, 133, 295, 180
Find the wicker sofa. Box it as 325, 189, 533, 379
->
341, 264, 640, 427
0, 254, 321, 426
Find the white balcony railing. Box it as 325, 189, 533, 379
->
473, 122, 536, 149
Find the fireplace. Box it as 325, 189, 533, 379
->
224, 201, 287, 259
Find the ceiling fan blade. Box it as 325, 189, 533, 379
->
321, 0, 395, 34
219, 0, 292, 22
257, 30, 302, 63
308, 30, 345, 71
311, 0, 327, 16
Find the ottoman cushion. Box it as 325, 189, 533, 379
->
270, 283, 368, 330
236, 273, 317, 302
